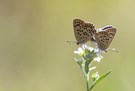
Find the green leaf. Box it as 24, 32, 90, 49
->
75, 58, 82, 67
75, 58, 86, 77
90, 70, 112, 91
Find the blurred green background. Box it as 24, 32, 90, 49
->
0, 0, 134, 91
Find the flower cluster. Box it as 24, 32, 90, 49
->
74, 44, 111, 91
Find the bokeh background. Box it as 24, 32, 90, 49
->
0, 0, 134, 91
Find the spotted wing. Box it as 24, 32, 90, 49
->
73, 19, 96, 45
94, 28, 116, 51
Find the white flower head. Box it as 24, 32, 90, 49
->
74, 44, 94, 56
74, 47, 84, 56
94, 55, 103, 62
82, 44, 94, 52
74, 44, 103, 63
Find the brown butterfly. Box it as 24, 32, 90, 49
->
73, 19, 116, 52
73, 19, 96, 45
94, 26, 116, 52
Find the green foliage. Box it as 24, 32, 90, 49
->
90, 71, 112, 91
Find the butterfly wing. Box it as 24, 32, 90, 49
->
94, 28, 116, 51
73, 19, 96, 45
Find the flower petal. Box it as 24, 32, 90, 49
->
94, 56, 103, 62
74, 47, 84, 56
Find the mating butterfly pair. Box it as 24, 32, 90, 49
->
73, 19, 116, 51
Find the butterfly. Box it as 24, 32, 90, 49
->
73, 19, 96, 45
73, 19, 116, 52
94, 26, 116, 52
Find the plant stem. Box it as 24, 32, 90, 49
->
86, 73, 90, 91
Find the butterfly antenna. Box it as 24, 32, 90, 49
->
107, 48, 118, 53
67, 41, 77, 45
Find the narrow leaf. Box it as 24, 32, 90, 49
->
90, 70, 112, 90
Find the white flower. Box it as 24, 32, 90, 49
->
82, 44, 94, 52
94, 55, 103, 62
74, 47, 84, 56
74, 44, 94, 56
74, 44, 103, 62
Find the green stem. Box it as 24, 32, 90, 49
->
86, 73, 90, 91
